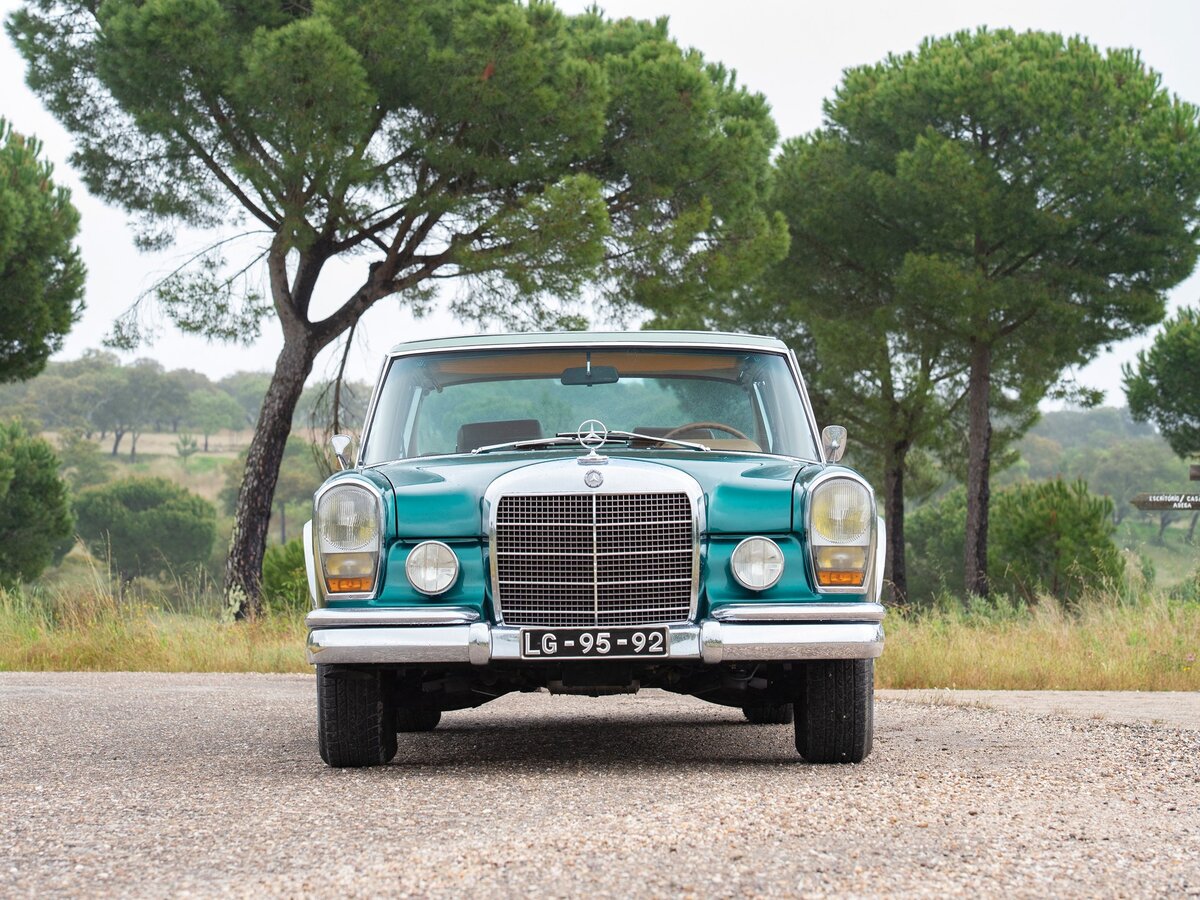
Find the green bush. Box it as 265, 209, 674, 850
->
905, 487, 968, 602
261, 538, 310, 615
906, 478, 1124, 605
0, 421, 74, 587
74, 477, 216, 581
991, 479, 1125, 604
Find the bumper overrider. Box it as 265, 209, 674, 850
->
305, 603, 885, 666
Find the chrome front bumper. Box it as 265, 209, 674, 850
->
305, 603, 885, 666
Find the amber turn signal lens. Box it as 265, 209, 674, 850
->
816, 570, 865, 587
326, 576, 373, 593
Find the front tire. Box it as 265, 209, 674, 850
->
317, 665, 398, 768
794, 659, 874, 764
743, 703, 794, 725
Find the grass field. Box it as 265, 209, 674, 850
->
3, 565, 1198, 689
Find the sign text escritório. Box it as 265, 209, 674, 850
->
1130, 493, 1200, 511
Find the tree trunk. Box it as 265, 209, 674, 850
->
279, 501, 287, 544
224, 335, 316, 617
964, 341, 992, 599
881, 440, 909, 604
129, 431, 139, 460
1187, 511, 1198, 545
203, 432, 210, 452
1156, 512, 1172, 545
111, 428, 125, 456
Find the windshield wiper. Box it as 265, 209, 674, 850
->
604, 430, 710, 452
470, 430, 710, 455
470, 436, 586, 455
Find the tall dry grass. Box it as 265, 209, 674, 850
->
877, 590, 1200, 691
0, 555, 306, 673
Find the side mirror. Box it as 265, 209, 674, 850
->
821, 425, 847, 463
331, 434, 353, 470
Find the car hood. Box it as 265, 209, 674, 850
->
370, 451, 824, 537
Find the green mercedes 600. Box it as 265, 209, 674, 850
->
304, 331, 885, 766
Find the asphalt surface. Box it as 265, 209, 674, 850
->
2, 673, 1198, 898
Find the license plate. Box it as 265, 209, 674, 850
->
520, 627, 669, 660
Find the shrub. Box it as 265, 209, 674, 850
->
74, 477, 216, 581
906, 478, 1124, 605
261, 538, 310, 615
0, 421, 74, 587
990, 479, 1125, 604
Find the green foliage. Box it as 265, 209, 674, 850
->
0, 421, 74, 586
56, 428, 112, 490
1124, 306, 1200, 459
8, 0, 786, 333
990, 480, 1125, 605
0, 120, 85, 384
186, 389, 243, 449
907, 479, 1125, 605
905, 488, 969, 602
175, 433, 198, 466
261, 538, 310, 615
74, 477, 216, 581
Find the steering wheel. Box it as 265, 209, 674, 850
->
663, 421, 751, 441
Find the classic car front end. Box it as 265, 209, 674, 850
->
303, 332, 885, 766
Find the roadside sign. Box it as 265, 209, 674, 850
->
1131, 493, 1200, 511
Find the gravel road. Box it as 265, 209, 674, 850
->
2, 673, 1198, 898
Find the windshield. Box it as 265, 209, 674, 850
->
360, 346, 818, 463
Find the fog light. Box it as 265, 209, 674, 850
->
406, 541, 459, 595
730, 537, 784, 591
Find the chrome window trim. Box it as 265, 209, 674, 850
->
482, 458, 706, 626
358, 339, 823, 467
311, 476, 387, 603
804, 469, 879, 596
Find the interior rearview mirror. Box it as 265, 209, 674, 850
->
821, 425, 847, 463
560, 364, 619, 386
331, 434, 352, 470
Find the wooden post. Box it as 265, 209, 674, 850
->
1190, 464, 1199, 481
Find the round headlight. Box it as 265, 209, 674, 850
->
731, 537, 785, 591
317, 486, 379, 552
406, 541, 459, 595
811, 479, 872, 544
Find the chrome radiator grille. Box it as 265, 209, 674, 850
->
493, 492, 695, 627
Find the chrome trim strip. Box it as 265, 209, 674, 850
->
699, 621, 884, 663
874, 515, 887, 603
305, 607, 480, 629
310, 476, 387, 603
303, 520, 320, 609
786, 347, 826, 464
711, 603, 886, 623
307, 626, 475, 665
803, 469, 879, 596
305, 620, 882, 666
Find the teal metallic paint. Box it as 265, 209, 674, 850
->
703, 535, 825, 615
371, 449, 808, 537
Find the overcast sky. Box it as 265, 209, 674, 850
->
2, 0, 1199, 400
